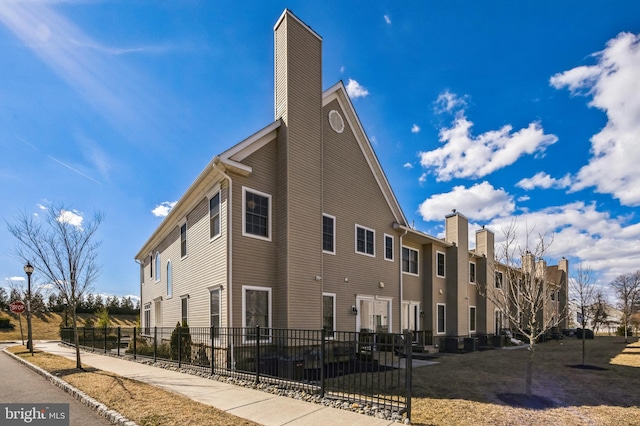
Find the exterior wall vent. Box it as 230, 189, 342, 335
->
329, 110, 344, 133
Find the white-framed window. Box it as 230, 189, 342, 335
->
495, 271, 503, 289
143, 303, 151, 335
149, 254, 153, 278
469, 261, 476, 284
355, 224, 375, 257
242, 187, 272, 241
210, 287, 221, 338
322, 214, 336, 254
436, 303, 446, 334
242, 286, 272, 342
155, 252, 161, 282
180, 222, 188, 258
436, 251, 446, 278
384, 234, 394, 261
166, 261, 173, 298
402, 246, 419, 275
181, 296, 189, 326
209, 191, 221, 240
495, 309, 505, 334
322, 293, 336, 338
469, 306, 477, 333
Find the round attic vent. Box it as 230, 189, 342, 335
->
328, 110, 344, 133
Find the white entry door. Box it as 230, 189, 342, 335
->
356, 296, 392, 333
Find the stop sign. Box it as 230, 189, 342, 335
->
10, 301, 25, 314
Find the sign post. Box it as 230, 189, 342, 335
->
10, 301, 26, 345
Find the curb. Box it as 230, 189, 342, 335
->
2, 347, 138, 426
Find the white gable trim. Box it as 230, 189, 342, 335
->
220, 120, 280, 162
323, 82, 408, 226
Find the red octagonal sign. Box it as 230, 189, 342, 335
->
10, 301, 25, 314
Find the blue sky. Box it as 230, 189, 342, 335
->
1, 1, 639, 300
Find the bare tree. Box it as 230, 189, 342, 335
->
5, 277, 50, 314
7, 202, 103, 368
610, 271, 640, 343
589, 290, 609, 335
570, 263, 597, 366
481, 222, 565, 396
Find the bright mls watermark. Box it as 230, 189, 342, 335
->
1, 404, 69, 425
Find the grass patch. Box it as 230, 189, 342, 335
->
7, 346, 258, 426
0, 312, 136, 341
410, 337, 640, 425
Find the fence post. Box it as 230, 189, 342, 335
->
82, 327, 85, 349
404, 331, 413, 421
153, 327, 157, 363
320, 328, 326, 398
92, 327, 95, 352
210, 326, 215, 376
255, 325, 260, 385
117, 327, 121, 357
178, 325, 182, 368
133, 327, 137, 360
104, 326, 107, 353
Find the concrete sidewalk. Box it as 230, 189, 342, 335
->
32, 341, 399, 426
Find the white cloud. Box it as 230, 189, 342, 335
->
384, 14, 391, 25
418, 173, 427, 184
152, 201, 176, 218
411, 124, 420, 134
403, 162, 413, 169
5, 277, 25, 282
420, 112, 558, 181
518, 195, 531, 202
57, 209, 83, 227
485, 202, 640, 283
516, 172, 571, 190
345, 79, 369, 99
418, 181, 514, 222
340, 66, 345, 73
433, 90, 467, 114
551, 32, 640, 206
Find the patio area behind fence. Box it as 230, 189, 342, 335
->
61, 326, 414, 417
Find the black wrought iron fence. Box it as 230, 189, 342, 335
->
61, 326, 413, 417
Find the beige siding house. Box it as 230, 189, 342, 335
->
135, 10, 568, 346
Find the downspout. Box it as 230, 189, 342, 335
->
398, 226, 408, 333
212, 157, 234, 367
135, 259, 143, 328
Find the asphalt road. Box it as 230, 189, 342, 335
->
0, 344, 113, 426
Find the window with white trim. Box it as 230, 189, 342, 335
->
243, 187, 271, 241
210, 288, 220, 338
469, 306, 477, 332
322, 293, 336, 338
436, 251, 445, 278
469, 261, 476, 284
143, 303, 151, 335
180, 223, 187, 258
242, 286, 272, 341
210, 192, 221, 239
155, 252, 161, 282
384, 234, 394, 261
355, 225, 374, 256
402, 246, 419, 275
149, 254, 153, 278
181, 296, 188, 326
437, 303, 446, 334
167, 261, 173, 298
322, 214, 335, 254
495, 271, 503, 289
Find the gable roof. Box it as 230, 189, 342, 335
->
323, 81, 408, 226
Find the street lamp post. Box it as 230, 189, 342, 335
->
23, 262, 34, 356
